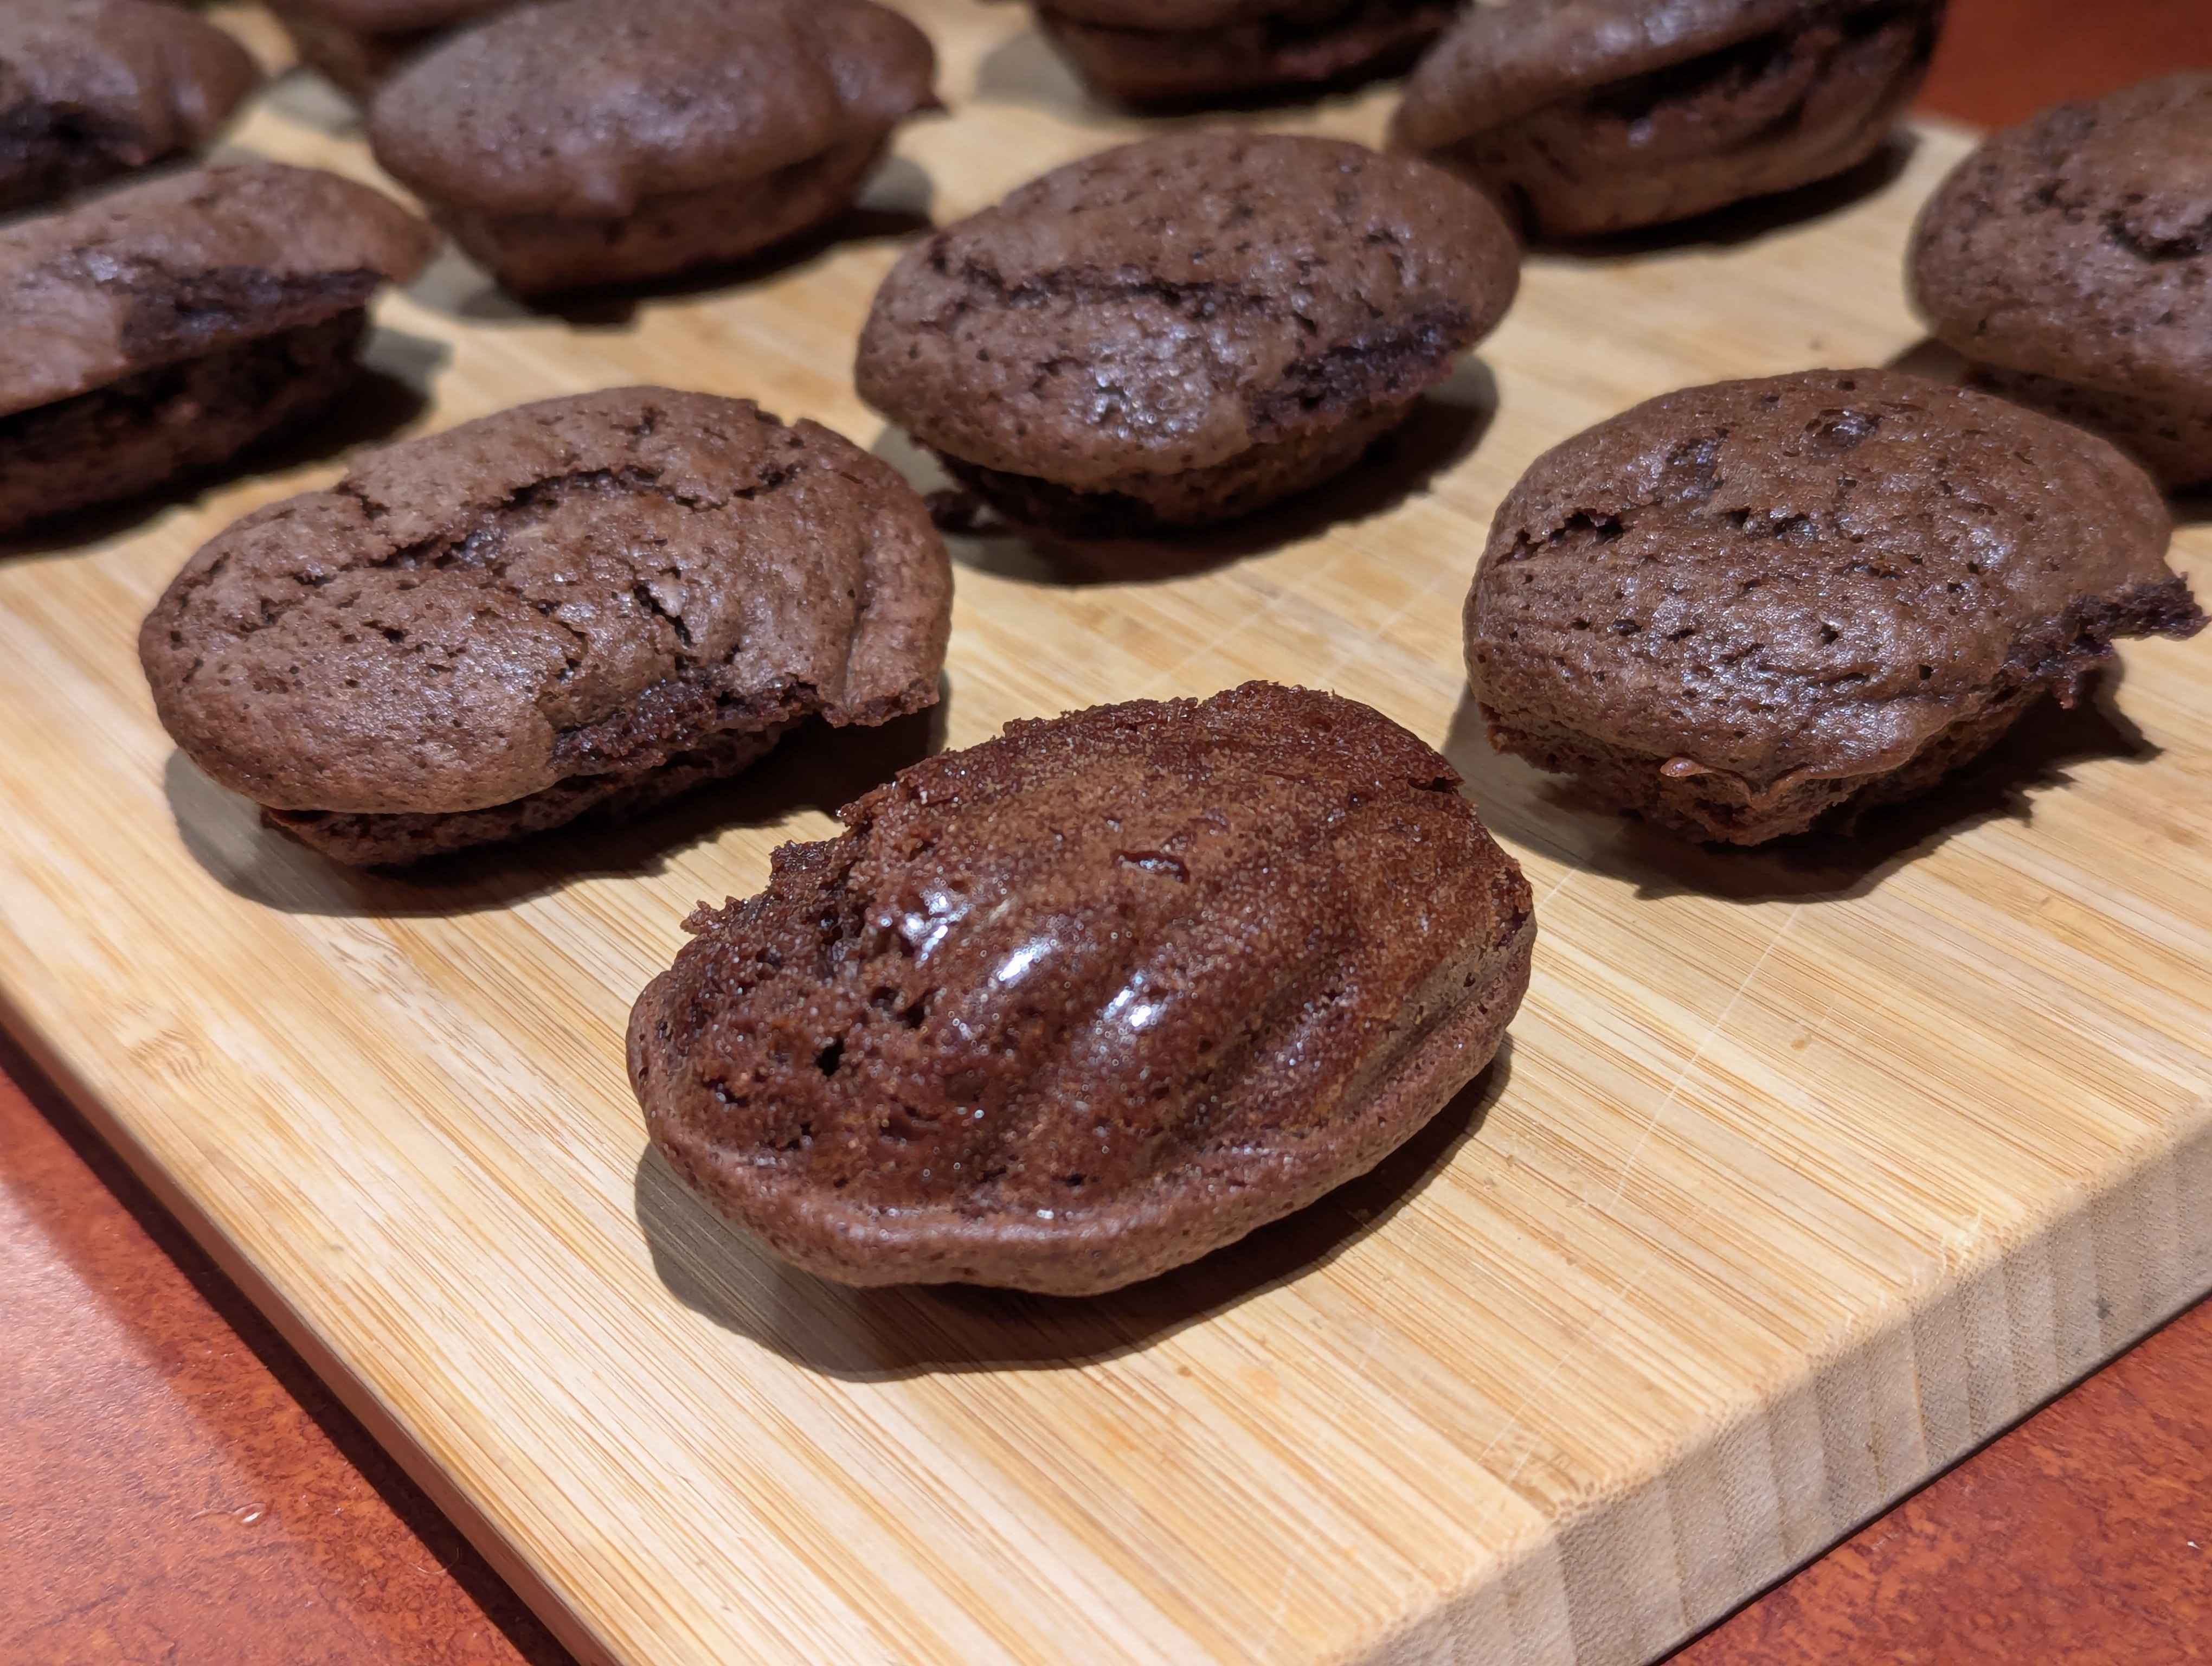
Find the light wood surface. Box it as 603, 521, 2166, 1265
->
3, 5, 2208, 1664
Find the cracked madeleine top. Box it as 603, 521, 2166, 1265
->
367, 0, 937, 221
140, 389, 953, 817
854, 131, 1519, 485
0, 162, 433, 420
0, 0, 260, 168
1909, 73, 2212, 405
1467, 370, 2198, 793
629, 681, 1534, 1292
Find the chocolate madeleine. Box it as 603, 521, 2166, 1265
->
1026, 0, 1458, 106
366, 0, 938, 297
1393, 0, 1947, 237
141, 389, 953, 865
0, 0, 260, 213
1464, 369, 2204, 845
1909, 73, 2212, 490
0, 163, 433, 536
267, 0, 521, 100
856, 131, 1519, 537
629, 682, 1535, 1296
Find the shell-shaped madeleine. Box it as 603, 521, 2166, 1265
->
628, 681, 1534, 1295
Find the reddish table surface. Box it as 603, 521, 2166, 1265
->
6, 5, 2210, 1664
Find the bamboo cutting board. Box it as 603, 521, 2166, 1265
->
3, 4, 2209, 1662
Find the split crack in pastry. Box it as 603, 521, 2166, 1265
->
0, 162, 433, 535
0, 0, 260, 214
140, 389, 953, 865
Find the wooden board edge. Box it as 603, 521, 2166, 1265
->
1361, 1100, 2212, 1665
0, 994, 626, 1666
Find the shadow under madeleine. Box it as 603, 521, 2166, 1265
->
1441, 667, 2159, 908
969, 19, 1433, 130
163, 688, 950, 920
873, 359, 1501, 589
1528, 134, 1921, 264
634, 1039, 1514, 1380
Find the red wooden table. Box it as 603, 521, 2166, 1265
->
4, 4, 2209, 1662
